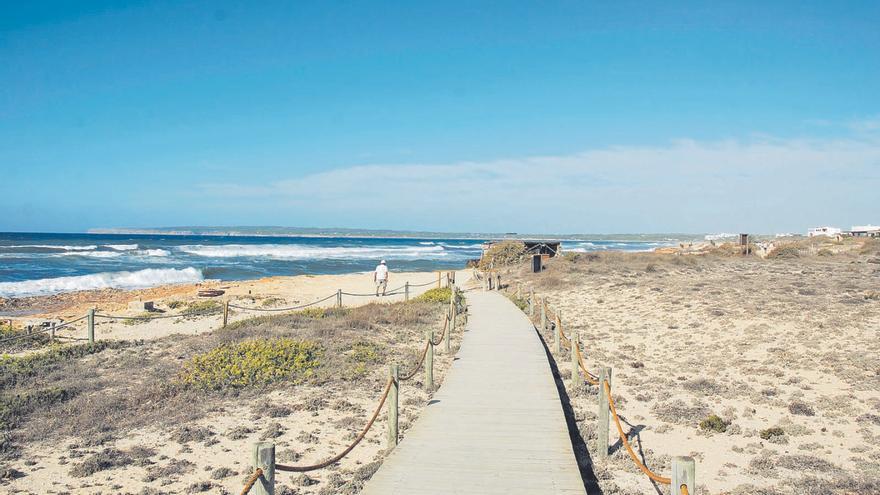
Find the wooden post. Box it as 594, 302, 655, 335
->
87, 308, 95, 344
671, 457, 696, 495
222, 300, 229, 328
540, 299, 547, 331
388, 364, 399, 449
436, 271, 441, 288
49, 322, 56, 343
570, 331, 579, 389
404, 282, 410, 302
529, 290, 535, 317
444, 313, 452, 353
495, 273, 501, 291
425, 330, 434, 391
554, 315, 561, 354
337, 289, 342, 308
252, 442, 275, 495
597, 367, 612, 461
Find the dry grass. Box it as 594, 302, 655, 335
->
506, 243, 880, 494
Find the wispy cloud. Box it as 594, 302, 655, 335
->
197, 135, 880, 233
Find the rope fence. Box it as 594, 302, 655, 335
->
3, 274, 455, 353
239, 281, 464, 495
495, 277, 696, 495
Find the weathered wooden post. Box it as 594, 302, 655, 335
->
529, 289, 535, 317
436, 271, 441, 288
252, 442, 275, 495
49, 322, 56, 343
570, 332, 579, 389
404, 282, 410, 302
554, 315, 561, 354
87, 308, 95, 344
425, 330, 434, 391
388, 364, 399, 449
671, 457, 696, 495
444, 313, 452, 353
540, 298, 547, 331
495, 272, 501, 291
222, 300, 229, 328
597, 367, 612, 461
336, 289, 342, 308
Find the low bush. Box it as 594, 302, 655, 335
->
182, 300, 221, 316
416, 287, 452, 303
178, 338, 322, 389
0, 387, 70, 430
760, 426, 785, 440
698, 414, 729, 433
0, 341, 133, 389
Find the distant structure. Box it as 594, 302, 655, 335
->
807, 226, 842, 237
849, 225, 880, 237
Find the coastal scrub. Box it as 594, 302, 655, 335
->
179, 338, 322, 389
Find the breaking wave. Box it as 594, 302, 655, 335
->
104, 244, 139, 251
176, 244, 450, 259
0, 267, 204, 298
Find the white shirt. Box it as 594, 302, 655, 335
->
375, 264, 388, 281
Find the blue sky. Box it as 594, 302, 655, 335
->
1, 0, 878, 234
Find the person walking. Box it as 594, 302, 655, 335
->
374, 260, 389, 296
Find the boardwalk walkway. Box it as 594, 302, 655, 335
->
361, 290, 586, 495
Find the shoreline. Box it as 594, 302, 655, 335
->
1, 269, 472, 345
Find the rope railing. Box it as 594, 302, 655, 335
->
0, 314, 89, 344
276, 376, 393, 472
238, 282, 463, 493
239, 467, 264, 495
228, 293, 337, 312
94, 310, 221, 320
399, 342, 430, 381
604, 379, 671, 485
510, 281, 695, 494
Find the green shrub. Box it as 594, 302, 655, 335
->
817, 248, 833, 257
182, 300, 221, 316
416, 287, 452, 303
347, 341, 384, 378
760, 426, 785, 440
166, 300, 186, 309
179, 338, 321, 390
507, 294, 528, 312
699, 414, 729, 433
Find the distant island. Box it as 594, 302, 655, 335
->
87, 226, 705, 242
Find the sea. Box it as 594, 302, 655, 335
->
0, 232, 684, 298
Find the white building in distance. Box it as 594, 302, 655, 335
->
807, 226, 842, 237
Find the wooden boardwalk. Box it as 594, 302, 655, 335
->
361, 290, 586, 495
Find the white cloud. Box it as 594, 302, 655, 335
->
197, 135, 880, 233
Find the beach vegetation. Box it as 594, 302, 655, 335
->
0, 341, 133, 389
759, 426, 785, 440
478, 240, 526, 269
261, 296, 285, 307
122, 312, 153, 325
0, 387, 70, 431
699, 414, 729, 433
346, 341, 384, 378
166, 300, 186, 309
416, 287, 452, 303
817, 248, 834, 257
182, 300, 221, 316
178, 338, 322, 390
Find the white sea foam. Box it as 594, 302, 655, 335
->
177, 244, 450, 259
137, 249, 170, 257
59, 251, 123, 258
0, 267, 203, 297
104, 244, 139, 251
6, 244, 98, 251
